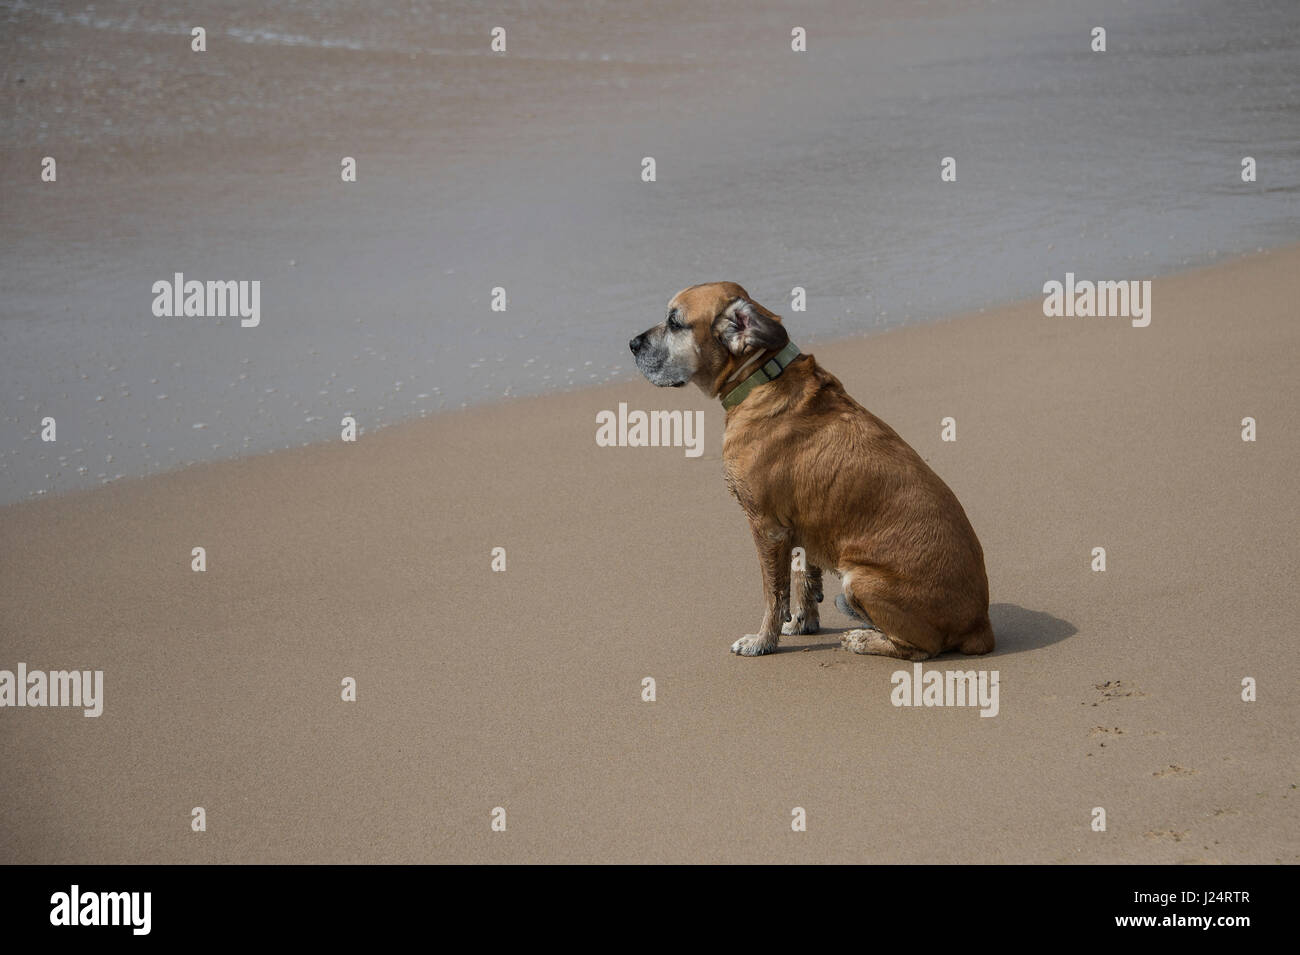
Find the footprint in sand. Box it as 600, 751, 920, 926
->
1144, 829, 1188, 842
1085, 725, 1129, 754
1153, 764, 1198, 778
1088, 725, 1126, 738
1083, 680, 1147, 706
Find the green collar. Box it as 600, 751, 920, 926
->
719, 341, 801, 410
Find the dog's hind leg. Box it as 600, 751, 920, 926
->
836, 568, 940, 661
840, 627, 933, 660
783, 564, 823, 635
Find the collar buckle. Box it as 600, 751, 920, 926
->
720, 341, 801, 410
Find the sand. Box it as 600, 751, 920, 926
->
1, 244, 1296, 864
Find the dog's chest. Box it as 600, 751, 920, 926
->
722, 457, 766, 520
722, 443, 784, 522
722, 461, 751, 506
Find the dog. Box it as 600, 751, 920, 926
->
630, 282, 994, 660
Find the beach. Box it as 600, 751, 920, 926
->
1, 0, 1298, 864
2, 245, 1297, 863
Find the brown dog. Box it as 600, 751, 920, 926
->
630, 282, 994, 660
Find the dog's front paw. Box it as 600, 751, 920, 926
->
731, 634, 778, 656
782, 610, 821, 635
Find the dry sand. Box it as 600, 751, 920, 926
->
1, 244, 1296, 864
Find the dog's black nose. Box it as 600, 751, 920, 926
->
629, 334, 644, 354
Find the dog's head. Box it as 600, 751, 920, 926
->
629, 282, 789, 396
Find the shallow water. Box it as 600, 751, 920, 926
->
2, 0, 1297, 504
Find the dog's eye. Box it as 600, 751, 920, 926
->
666, 314, 682, 331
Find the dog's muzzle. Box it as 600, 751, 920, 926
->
629, 329, 688, 387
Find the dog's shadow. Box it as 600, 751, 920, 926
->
984, 603, 1077, 656
789, 603, 1076, 657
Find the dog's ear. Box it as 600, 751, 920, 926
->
713, 298, 789, 356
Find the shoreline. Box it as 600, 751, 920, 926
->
5, 242, 1291, 512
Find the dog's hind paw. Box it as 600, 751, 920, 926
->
731, 634, 778, 656
840, 627, 886, 653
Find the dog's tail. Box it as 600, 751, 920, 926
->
835, 592, 875, 627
